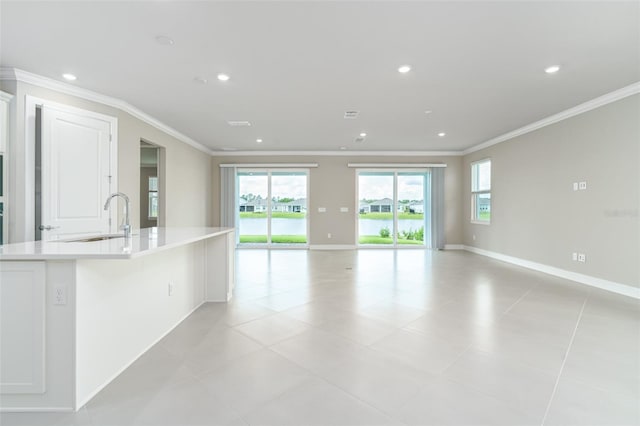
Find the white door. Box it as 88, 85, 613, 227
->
41, 105, 116, 240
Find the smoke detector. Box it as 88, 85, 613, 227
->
344, 111, 359, 119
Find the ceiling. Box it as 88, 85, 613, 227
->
1, 1, 639, 153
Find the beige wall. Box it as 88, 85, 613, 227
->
211, 155, 463, 246
0, 80, 212, 240
463, 94, 640, 287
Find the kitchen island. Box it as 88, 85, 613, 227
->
0, 227, 235, 412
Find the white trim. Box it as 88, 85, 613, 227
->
4, 68, 637, 158
348, 163, 447, 168
463, 245, 640, 299
444, 244, 464, 250
309, 244, 357, 250
463, 81, 640, 155
0, 407, 74, 413
0, 91, 14, 103
214, 150, 462, 157
1, 68, 213, 155
221, 163, 318, 168
74, 300, 205, 410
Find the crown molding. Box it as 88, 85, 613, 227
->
0, 67, 214, 155
212, 150, 462, 157
463, 81, 640, 156
3, 68, 637, 159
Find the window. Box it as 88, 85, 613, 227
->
148, 176, 158, 218
471, 159, 491, 223
237, 169, 308, 245
357, 170, 430, 247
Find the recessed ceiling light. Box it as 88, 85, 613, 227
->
545, 65, 560, 74
438, 132, 446, 137
62, 73, 77, 81
193, 77, 208, 84
424, 110, 432, 115
217, 73, 230, 82
398, 65, 411, 73
359, 132, 367, 137
155, 35, 174, 46
256, 138, 263, 143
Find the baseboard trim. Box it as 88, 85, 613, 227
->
463, 246, 639, 299
309, 244, 357, 250
444, 244, 464, 250
74, 301, 206, 411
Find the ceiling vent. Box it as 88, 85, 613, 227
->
344, 111, 359, 119
227, 121, 252, 127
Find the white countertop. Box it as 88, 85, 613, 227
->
0, 227, 234, 260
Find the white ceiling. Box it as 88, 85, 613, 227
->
1, 1, 639, 153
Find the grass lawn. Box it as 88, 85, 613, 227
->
359, 235, 424, 245
478, 211, 491, 221
359, 212, 424, 220
239, 235, 307, 244
239, 212, 305, 219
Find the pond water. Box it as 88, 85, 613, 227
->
239, 218, 425, 236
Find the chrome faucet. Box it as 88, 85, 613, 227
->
104, 192, 131, 239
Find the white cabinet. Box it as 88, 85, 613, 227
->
0, 261, 46, 394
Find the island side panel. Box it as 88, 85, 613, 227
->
205, 230, 235, 302
74, 242, 206, 409
0, 260, 76, 411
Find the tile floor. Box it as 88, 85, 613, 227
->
2, 249, 639, 426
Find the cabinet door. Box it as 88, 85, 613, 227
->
0, 261, 46, 394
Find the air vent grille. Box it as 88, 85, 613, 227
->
227, 121, 252, 127
355, 137, 365, 143
344, 111, 359, 119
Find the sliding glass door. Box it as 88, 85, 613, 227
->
357, 170, 430, 247
237, 169, 308, 246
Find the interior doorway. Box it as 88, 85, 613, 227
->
140, 140, 161, 229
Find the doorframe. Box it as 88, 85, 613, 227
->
20, 95, 118, 242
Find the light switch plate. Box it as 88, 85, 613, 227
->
573, 182, 578, 191
340, 207, 349, 212
318, 207, 326, 213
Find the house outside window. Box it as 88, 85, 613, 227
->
148, 176, 158, 218
471, 159, 491, 223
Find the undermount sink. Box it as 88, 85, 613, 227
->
62, 234, 124, 243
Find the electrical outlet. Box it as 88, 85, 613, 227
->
578, 253, 586, 263
579, 181, 587, 190
327, 233, 332, 239
572, 252, 578, 261
168, 282, 175, 296
54, 285, 67, 305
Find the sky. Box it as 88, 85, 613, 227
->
238, 172, 425, 201
358, 175, 425, 201
239, 174, 307, 199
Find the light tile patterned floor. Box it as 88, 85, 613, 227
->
2, 249, 639, 426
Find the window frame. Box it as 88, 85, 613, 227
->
470, 158, 491, 225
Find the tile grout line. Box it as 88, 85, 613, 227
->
500, 284, 538, 317
539, 292, 590, 426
